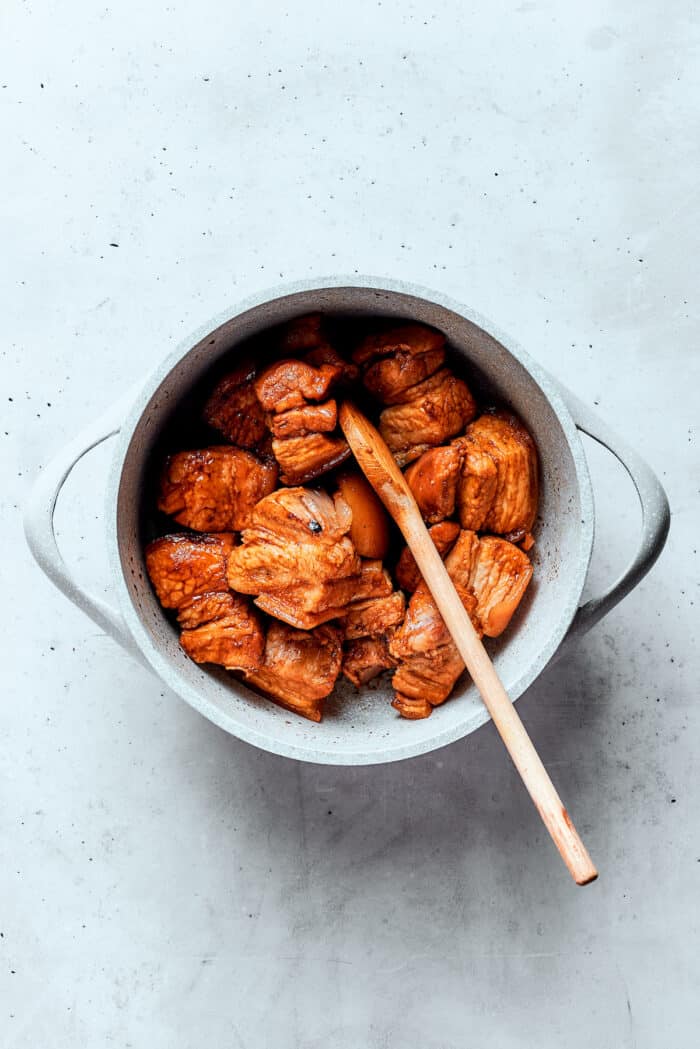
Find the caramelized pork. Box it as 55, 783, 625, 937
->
158, 447, 277, 532
254, 358, 342, 413
244, 622, 343, 722
270, 400, 338, 439
145, 533, 234, 611
404, 444, 462, 524
342, 637, 396, 686
342, 592, 406, 640
227, 487, 360, 596
456, 410, 538, 537
362, 345, 446, 403
271, 432, 351, 485
179, 592, 264, 671
305, 344, 359, 384
353, 323, 446, 367
395, 521, 461, 592
203, 362, 269, 449
379, 369, 477, 466
468, 535, 533, 637
253, 558, 392, 631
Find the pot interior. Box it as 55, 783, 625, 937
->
114, 285, 592, 764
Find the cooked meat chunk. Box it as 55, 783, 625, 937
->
203, 362, 268, 449
227, 487, 360, 595
404, 444, 462, 524
270, 400, 337, 439
244, 622, 343, 722
277, 312, 324, 352
254, 558, 393, 631
468, 535, 533, 637
176, 590, 233, 629
305, 344, 359, 384
440, 528, 532, 637
391, 693, 434, 719
456, 409, 538, 535
379, 369, 477, 466
362, 346, 446, 403
158, 447, 277, 532
179, 592, 264, 671
254, 358, 342, 412
342, 637, 396, 686
391, 645, 466, 714
145, 533, 234, 610
272, 432, 351, 485
389, 536, 486, 718
395, 521, 461, 592
353, 323, 446, 367
342, 592, 406, 640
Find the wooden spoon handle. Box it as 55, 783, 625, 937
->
339, 402, 598, 886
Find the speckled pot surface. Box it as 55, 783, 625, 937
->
107, 278, 595, 764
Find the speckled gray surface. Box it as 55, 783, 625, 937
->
3, 1, 698, 1045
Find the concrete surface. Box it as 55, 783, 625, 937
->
2, 1, 698, 1046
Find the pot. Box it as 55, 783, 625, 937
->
25, 278, 670, 765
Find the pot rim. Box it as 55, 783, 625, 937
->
106, 276, 595, 765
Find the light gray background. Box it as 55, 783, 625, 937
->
2, 2, 698, 1046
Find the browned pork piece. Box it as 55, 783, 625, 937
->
341, 591, 406, 641
254, 358, 342, 413
158, 446, 278, 532
145, 533, 234, 611
271, 432, 351, 485
378, 368, 477, 466
255, 356, 352, 483
244, 622, 343, 722
455, 410, 538, 541
277, 312, 325, 352
403, 444, 462, 525
404, 408, 538, 541
203, 360, 269, 450
228, 487, 359, 591
352, 324, 477, 466
144, 533, 264, 672
342, 637, 397, 687
389, 530, 533, 718
254, 558, 393, 630
395, 520, 461, 592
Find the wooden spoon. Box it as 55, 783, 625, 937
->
339, 402, 598, 886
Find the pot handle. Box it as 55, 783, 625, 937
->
558, 387, 670, 651
24, 392, 141, 658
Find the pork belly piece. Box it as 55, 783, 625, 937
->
395, 521, 461, 593
158, 447, 278, 532
342, 592, 406, 640
253, 558, 393, 630
441, 529, 532, 638
456, 409, 538, 537
254, 358, 342, 412
203, 361, 269, 449
353, 323, 446, 367
404, 444, 462, 524
379, 369, 477, 466
244, 622, 343, 722
391, 693, 434, 720
389, 541, 480, 718
227, 487, 360, 595
362, 345, 446, 403
391, 645, 466, 715
468, 535, 533, 637
271, 432, 351, 485
342, 637, 396, 686
305, 344, 359, 384
179, 592, 264, 671
145, 533, 234, 611
270, 400, 338, 439
277, 312, 325, 352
